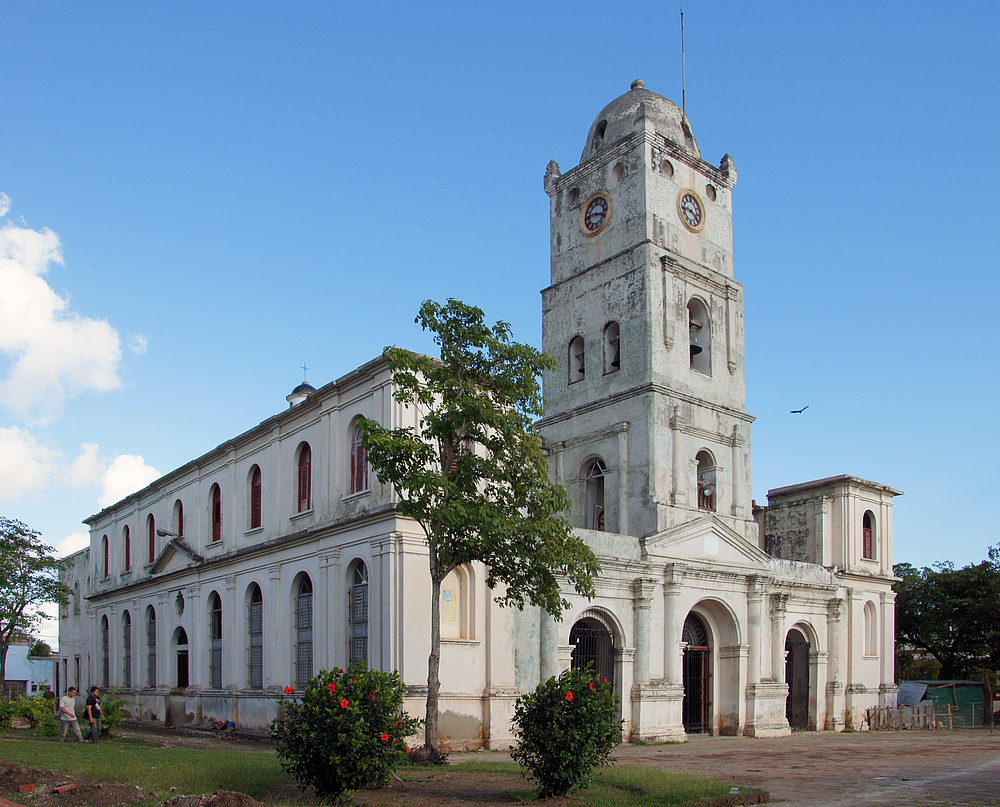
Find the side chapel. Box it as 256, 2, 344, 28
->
59, 81, 899, 746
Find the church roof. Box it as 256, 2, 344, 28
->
581, 79, 700, 164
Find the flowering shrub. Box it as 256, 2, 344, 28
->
270, 664, 420, 803
511, 667, 622, 797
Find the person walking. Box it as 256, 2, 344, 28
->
85, 686, 104, 743
58, 687, 84, 743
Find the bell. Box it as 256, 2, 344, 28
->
690, 342, 703, 357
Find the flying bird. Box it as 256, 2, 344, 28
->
790, 405, 809, 414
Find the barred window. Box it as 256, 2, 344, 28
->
101, 615, 110, 688
297, 444, 312, 512
248, 584, 263, 689
209, 592, 223, 689
349, 562, 369, 665
249, 466, 262, 529
296, 576, 314, 688
146, 606, 156, 688
122, 611, 132, 688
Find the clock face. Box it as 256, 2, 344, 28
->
677, 190, 706, 232
581, 193, 611, 235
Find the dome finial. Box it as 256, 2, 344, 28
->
631, 79, 645, 91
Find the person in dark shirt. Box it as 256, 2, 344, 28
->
85, 687, 104, 744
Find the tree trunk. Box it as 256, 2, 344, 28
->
425, 560, 443, 749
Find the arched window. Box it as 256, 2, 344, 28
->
349, 562, 369, 664
173, 499, 184, 537
687, 298, 712, 374
123, 526, 131, 572
350, 423, 368, 494
210, 484, 222, 543
146, 606, 156, 688
440, 566, 473, 640
122, 611, 132, 688
570, 615, 615, 685
248, 584, 264, 689
297, 443, 312, 512
584, 459, 607, 531
209, 592, 223, 689
102, 535, 109, 578
249, 466, 262, 529
569, 336, 586, 383
862, 511, 875, 560
603, 322, 620, 374
100, 615, 110, 688
147, 514, 155, 565
296, 575, 314, 687
696, 451, 717, 512
864, 600, 878, 656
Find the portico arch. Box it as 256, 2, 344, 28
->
682, 599, 742, 735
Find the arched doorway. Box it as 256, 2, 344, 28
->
174, 628, 189, 688
784, 628, 810, 730
569, 616, 614, 686
682, 613, 710, 733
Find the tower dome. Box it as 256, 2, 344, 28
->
581, 79, 700, 164
286, 381, 316, 407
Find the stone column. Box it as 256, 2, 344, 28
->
670, 407, 686, 505
663, 565, 684, 685
631, 579, 654, 686
184, 586, 202, 690
730, 425, 744, 518
617, 424, 630, 535
540, 609, 559, 682
156, 592, 169, 690
318, 550, 340, 669
224, 575, 237, 691
769, 593, 788, 682
746, 577, 764, 684
266, 565, 281, 691
826, 597, 845, 730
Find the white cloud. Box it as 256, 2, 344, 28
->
55, 530, 90, 559
0, 195, 124, 422
64, 442, 104, 489
128, 334, 148, 355
98, 454, 159, 509
0, 425, 60, 501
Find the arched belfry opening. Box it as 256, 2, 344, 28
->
682, 613, 710, 733
687, 298, 711, 374
584, 459, 607, 530
785, 628, 810, 730
570, 615, 615, 686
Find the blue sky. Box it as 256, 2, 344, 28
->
3, 1, 998, 643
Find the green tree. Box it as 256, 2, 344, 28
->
0, 518, 68, 689
360, 299, 600, 749
28, 639, 52, 657
894, 545, 1000, 680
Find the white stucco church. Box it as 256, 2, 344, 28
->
59, 81, 899, 747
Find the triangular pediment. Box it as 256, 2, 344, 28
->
150, 538, 204, 575
644, 515, 770, 566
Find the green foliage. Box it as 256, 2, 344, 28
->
360, 299, 600, 746
28, 639, 52, 657
894, 544, 1000, 679
100, 691, 129, 733
270, 664, 420, 803
511, 667, 622, 798
0, 517, 69, 688
0, 695, 59, 735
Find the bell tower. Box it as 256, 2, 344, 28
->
538, 80, 755, 542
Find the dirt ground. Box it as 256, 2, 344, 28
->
3, 724, 1000, 806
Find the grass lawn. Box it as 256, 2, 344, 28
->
0, 736, 750, 807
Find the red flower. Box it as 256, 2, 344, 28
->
565, 692, 573, 701
588, 682, 593, 690
340, 698, 349, 709
327, 683, 336, 693
371, 692, 376, 698
603, 678, 608, 683
284, 686, 294, 695
380, 733, 389, 741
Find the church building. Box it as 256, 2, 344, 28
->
59, 81, 899, 746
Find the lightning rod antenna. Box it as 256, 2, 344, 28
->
680, 8, 687, 121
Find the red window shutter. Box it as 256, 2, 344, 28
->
212, 488, 222, 542
148, 517, 155, 563
124, 529, 131, 571
251, 468, 262, 528
298, 447, 311, 511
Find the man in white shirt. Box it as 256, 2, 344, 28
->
58, 687, 85, 743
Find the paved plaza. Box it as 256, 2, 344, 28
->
612, 729, 1000, 805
